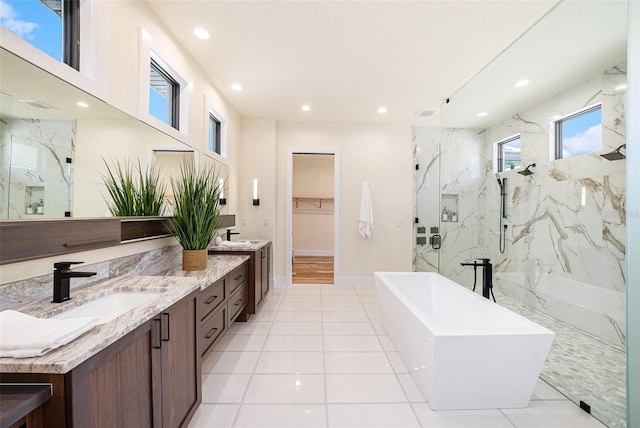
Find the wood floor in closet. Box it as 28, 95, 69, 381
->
292, 256, 334, 284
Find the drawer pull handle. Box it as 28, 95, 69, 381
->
204, 327, 218, 339
153, 317, 162, 349
233, 274, 242, 280
205, 295, 218, 304
234, 299, 243, 306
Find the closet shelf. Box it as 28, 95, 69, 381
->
293, 197, 334, 208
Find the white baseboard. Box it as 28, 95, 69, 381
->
273, 275, 373, 288
293, 250, 334, 257
334, 276, 375, 288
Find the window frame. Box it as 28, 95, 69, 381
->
149, 58, 180, 129
208, 113, 221, 155
495, 134, 522, 173
553, 103, 602, 160
205, 106, 228, 162
63, 0, 81, 70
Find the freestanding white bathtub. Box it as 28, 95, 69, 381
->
375, 272, 555, 410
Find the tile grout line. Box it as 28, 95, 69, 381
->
361, 288, 425, 428
229, 290, 282, 427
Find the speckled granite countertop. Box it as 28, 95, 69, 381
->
208, 239, 271, 252
0, 254, 249, 374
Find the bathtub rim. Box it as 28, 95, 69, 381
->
375, 271, 556, 338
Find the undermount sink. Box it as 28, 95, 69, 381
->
51, 291, 163, 325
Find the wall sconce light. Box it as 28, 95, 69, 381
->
252, 179, 260, 206
219, 178, 226, 205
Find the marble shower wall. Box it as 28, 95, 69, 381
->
486, 63, 627, 348
0, 119, 74, 219
414, 127, 487, 286
413, 62, 627, 349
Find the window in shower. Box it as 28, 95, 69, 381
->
553, 103, 602, 159
496, 134, 521, 172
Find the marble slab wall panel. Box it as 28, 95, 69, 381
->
0, 245, 182, 311
1, 119, 74, 219
414, 127, 488, 287
486, 63, 627, 348
0, 121, 10, 218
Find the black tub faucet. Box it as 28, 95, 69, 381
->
226, 228, 240, 241
53, 262, 97, 303
460, 258, 495, 301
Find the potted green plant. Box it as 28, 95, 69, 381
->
102, 158, 166, 216
171, 160, 222, 271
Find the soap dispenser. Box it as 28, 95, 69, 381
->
442, 207, 449, 222
36, 199, 44, 214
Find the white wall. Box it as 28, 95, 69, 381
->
270, 122, 413, 282
236, 118, 277, 241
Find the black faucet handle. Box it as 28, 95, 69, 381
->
54, 261, 84, 270
476, 258, 491, 264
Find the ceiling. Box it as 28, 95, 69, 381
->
144, 0, 565, 126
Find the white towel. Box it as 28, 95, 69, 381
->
0, 310, 98, 358
359, 181, 374, 240
219, 240, 252, 249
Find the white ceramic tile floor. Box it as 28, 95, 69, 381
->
190, 284, 609, 428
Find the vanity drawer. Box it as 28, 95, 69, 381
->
226, 263, 248, 295
201, 307, 226, 356
227, 284, 248, 324
199, 278, 225, 321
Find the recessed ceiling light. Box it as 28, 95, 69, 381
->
615, 83, 627, 91
301, 105, 311, 112
231, 83, 243, 91
76, 101, 89, 108
377, 106, 388, 114
477, 112, 488, 117
193, 27, 210, 40
513, 79, 530, 88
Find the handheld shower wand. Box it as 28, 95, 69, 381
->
496, 174, 507, 254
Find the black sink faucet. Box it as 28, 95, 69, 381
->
226, 228, 240, 241
53, 262, 97, 303
460, 258, 495, 301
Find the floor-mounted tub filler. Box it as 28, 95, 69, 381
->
375, 271, 555, 410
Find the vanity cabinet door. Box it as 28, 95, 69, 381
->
67, 318, 161, 428
261, 244, 270, 299
159, 289, 201, 428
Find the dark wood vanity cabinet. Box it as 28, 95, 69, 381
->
208, 243, 271, 321
198, 262, 249, 356
1, 290, 201, 428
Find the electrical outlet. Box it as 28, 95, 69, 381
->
241, 218, 247, 226
263, 218, 269, 226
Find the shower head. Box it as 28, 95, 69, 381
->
518, 163, 536, 176
600, 144, 626, 161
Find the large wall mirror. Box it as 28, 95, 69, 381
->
0, 47, 220, 220
415, 2, 627, 427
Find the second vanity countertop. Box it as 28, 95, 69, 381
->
0, 254, 249, 374
208, 239, 271, 252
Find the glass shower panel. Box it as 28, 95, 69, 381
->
415, 3, 628, 426
414, 127, 441, 273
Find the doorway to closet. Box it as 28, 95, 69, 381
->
286, 150, 339, 285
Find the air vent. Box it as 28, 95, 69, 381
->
415, 109, 436, 117
18, 99, 56, 110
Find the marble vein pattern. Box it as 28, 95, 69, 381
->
0, 275, 202, 374
0, 119, 74, 219
0, 250, 249, 374
209, 239, 271, 252
413, 61, 627, 428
